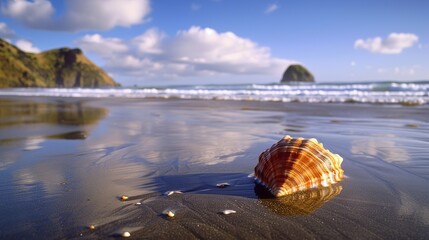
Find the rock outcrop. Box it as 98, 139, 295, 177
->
280, 64, 315, 83
0, 38, 119, 88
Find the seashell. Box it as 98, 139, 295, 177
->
164, 190, 183, 196
254, 135, 344, 197
120, 195, 129, 201
220, 210, 236, 215
135, 202, 142, 205
216, 182, 230, 188
122, 231, 131, 238
88, 225, 96, 230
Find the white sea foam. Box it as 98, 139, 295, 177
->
0, 81, 428, 105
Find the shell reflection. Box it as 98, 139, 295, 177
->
256, 185, 343, 215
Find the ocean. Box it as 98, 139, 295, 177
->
0, 80, 428, 105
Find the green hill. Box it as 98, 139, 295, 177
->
0, 38, 119, 88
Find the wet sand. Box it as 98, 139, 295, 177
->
0, 97, 428, 239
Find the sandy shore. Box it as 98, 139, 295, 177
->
0, 97, 428, 239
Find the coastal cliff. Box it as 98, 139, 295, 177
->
0, 39, 119, 88
280, 64, 315, 83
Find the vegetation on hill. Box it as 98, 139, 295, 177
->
280, 64, 315, 83
0, 38, 119, 88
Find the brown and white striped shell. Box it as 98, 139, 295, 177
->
254, 135, 344, 197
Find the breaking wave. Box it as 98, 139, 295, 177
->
1, 81, 428, 105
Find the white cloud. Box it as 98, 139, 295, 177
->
75, 34, 128, 57
132, 28, 165, 54
1, 0, 54, 26
15, 39, 40, 53
350, 61, 356, 67
0, 22, 16, 39
265, 4, 278, 14
167, 26, 291, 75
354, 33, 419, 54
76, 26, 295, 81
59, 0, 151, 31
1, 0, 150, 31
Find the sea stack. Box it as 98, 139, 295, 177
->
280, 64, 315, 83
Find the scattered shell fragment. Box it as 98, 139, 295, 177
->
254, 135, 344, 197
89, 225, 96, 230
164, 190, 183, 196
135, 202, 141, 205
120, 195, 129, 201
221, 210, 236, 215
216, 182, 231, 188
166, 211, 175, 218
122, 231, 131, 238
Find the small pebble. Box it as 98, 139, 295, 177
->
166, 211, 175, 218
122, 231, 131, 238
89, 225, 96, 230
135, 202, 141, 205
216, 182, 230, 188
121, 195, 129, 201
221, 210, 236, 215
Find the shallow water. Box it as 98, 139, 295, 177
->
0, 97, 428, 239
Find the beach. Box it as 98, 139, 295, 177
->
0, 96, 428, 239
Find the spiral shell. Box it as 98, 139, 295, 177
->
254, 135, 344, 197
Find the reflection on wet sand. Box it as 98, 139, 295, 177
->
1, 98, 428, 239
84, 102, 276, 170
22, 137, 45, 151
0, 98, 285, 239
46, 130, 88, 140
256, 185, 343, 215
351, 133, 409, 162
0, 98, 107, 128
0, 98, 107, 188
0, 99, 111, 239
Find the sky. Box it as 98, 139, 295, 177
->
0, 0, 428, 86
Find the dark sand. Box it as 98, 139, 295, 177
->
0, 97, 428, 239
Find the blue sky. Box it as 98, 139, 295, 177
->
0, 0, 428, 86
